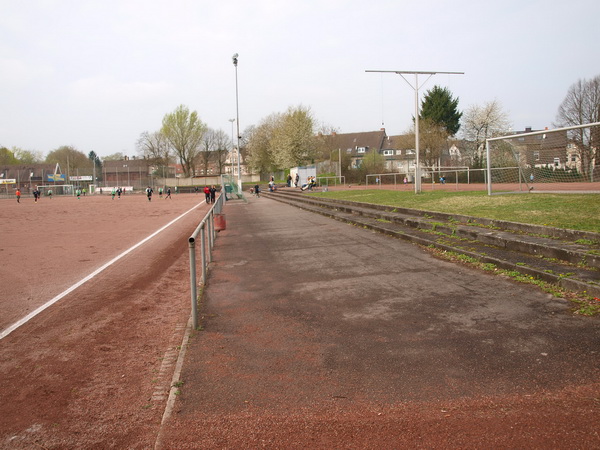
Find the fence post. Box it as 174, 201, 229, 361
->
188, 237, 198, 330
187, 193, 226, 332
200, 225, 207, 284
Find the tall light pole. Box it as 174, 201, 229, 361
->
232, 53, 242, 191
365, 69, 464, 193
228, 118, 236, 177
92, 153, 96, 191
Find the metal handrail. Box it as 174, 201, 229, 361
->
188, 194, 224, 329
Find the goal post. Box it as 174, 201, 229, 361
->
486, 122, 600, 195
37, 185, 74, 196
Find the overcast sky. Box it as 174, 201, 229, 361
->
1, 0, 598, 158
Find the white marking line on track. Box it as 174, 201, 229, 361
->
0, 202, 205, 341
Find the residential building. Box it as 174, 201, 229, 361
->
512, 127, 569, 170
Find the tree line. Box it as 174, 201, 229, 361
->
2, 74, 598, 180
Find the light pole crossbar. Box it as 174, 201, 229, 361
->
366, 69, 464, 193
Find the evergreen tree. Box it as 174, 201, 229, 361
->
420, 85, 462, 136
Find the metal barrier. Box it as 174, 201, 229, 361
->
188, 194, 224, 329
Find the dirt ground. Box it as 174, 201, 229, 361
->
1, 191, 599, 449
0, 193, 208, 448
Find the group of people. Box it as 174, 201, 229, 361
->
301, 176, 317, 191
157, 187, 172, 199
286, 173, 300, 187
203, 185, 217, 203
250, 174, 315, 195
14, 184, 209, 202
110, 187, 124, 199
15, 188, 42, 203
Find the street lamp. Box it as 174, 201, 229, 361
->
365, 69, 464, 193
228, 118, 236, 177
232, 53, 242, 191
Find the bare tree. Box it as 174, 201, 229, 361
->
461, 100, 511, 168
404, 118, 449, 169
554, 75, 600, 176
198, 128, 216, 176
314, 124, 341, 161
313, 124, 344, 176
212, 129, 231, 175
136, 131, 170, 176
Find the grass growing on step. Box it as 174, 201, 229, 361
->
311, 190, 600, 233
428, 247, 600, 316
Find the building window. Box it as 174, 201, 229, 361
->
383, 150, 394, 156
357, 147, 366, 154
554, 158, 560, 167
533, 151, 540, 160
406, 149, 415, 155
396, 150, 402, 155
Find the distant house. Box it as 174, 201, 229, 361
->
565, 143, 582, 172
381, 134, 416, 173
511, 127, 569, 170
320, 129, 387, 169
318, 128, 467, 174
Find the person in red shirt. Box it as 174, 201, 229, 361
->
15, 188, 21, 203
204, 186, 211, 203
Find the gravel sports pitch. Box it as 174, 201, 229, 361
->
0, 193, 209, 447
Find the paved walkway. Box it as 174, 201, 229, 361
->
159, 194, 600, 448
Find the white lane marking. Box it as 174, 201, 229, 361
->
0, 202, 204, 340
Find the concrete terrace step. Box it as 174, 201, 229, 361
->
262, 189, 600, 298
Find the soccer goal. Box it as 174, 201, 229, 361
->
366, 167, 477, 190
37, 185, 74, 196
316, 176, 345, 187
486, 123, 600, 195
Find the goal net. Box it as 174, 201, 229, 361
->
366, 167, 479, 189
37, 185, 74, 196
486, 123, 600, 194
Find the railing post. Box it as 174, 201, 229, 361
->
200, 226, 207, 284
207, 212, 214, 262
188, 237, 198, 330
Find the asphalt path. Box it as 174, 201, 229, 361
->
159, 194, 600, 448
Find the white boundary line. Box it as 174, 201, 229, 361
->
0, 202, 204, 341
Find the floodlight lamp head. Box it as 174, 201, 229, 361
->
232, 53, 238, 66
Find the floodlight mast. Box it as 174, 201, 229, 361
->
365, 70, 464, 193
233, 53, 242, 191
